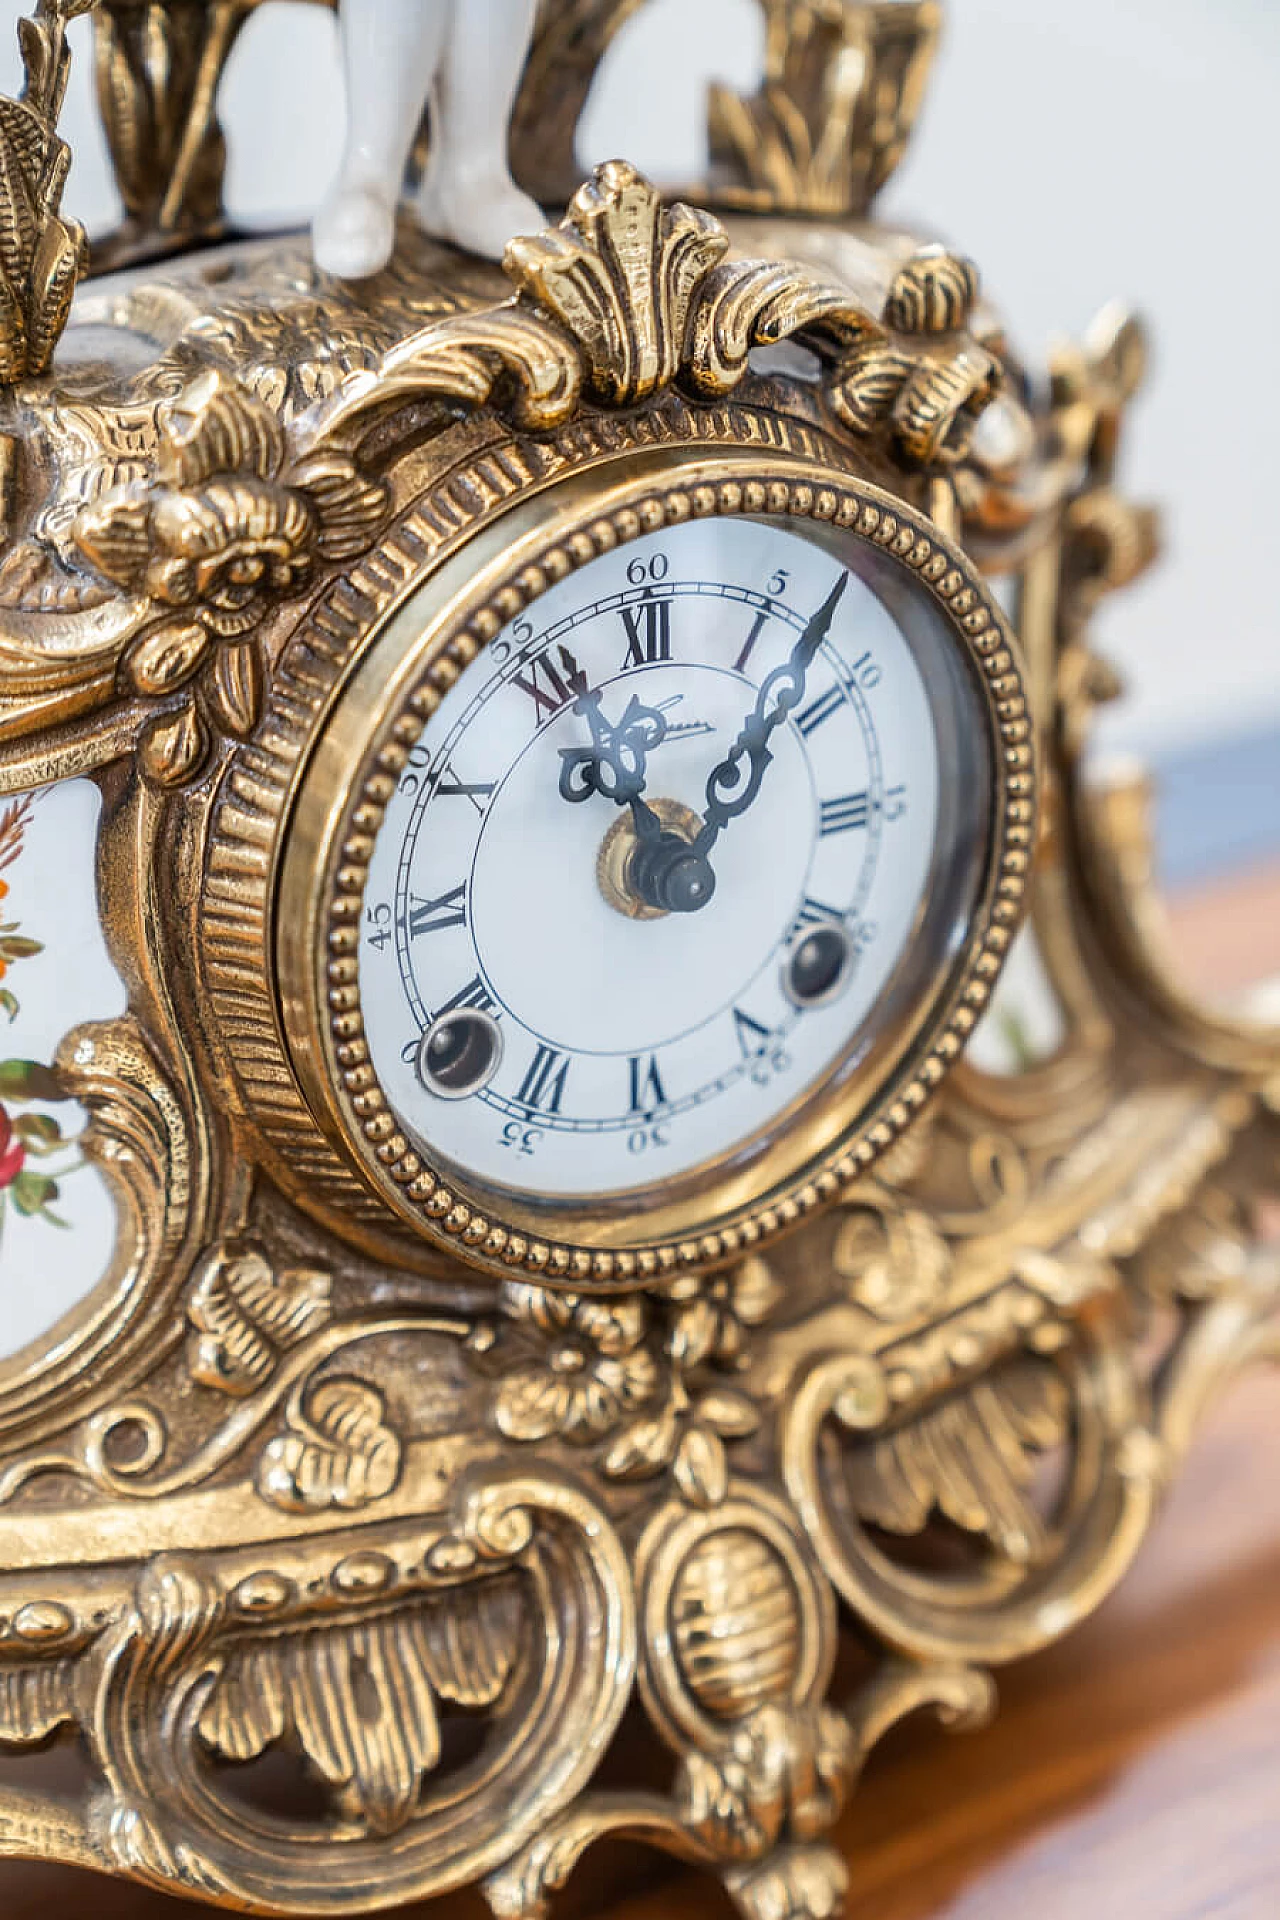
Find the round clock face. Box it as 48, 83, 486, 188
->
355, 509, 990, 1211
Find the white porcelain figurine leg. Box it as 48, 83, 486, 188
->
314, 0, 450, 279
314, 0, 544, 280
415, 0, 545, 262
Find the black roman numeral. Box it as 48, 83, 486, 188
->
516, 1045, 571, 1113
407, 882, 467, 937
819, 792, 871, 836
403, 974, 498, 1063
795, 686, 845, 738
432, 768, 496, 807
434, 974, 496, 1020
788, 896, 843, 941
512, 645, 588, 724
629, 1054, 667, 1114
735, 610, 769, 674
621, 598, 672, 668
733, 1008, 772, 1058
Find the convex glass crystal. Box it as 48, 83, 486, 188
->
356, 509, 988, 1208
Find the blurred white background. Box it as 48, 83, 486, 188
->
2, 0, 1277, 846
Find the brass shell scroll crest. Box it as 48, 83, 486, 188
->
504, 159, 730, 407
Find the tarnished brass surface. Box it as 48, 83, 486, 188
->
0, 9, 1275, 1920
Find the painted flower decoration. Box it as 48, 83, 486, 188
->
0, 1105, 25, 1189
0, 795, 40, 1021
73, 371, 389, 785
493, 1286, 661, 1444
0, 1060, 83, 1230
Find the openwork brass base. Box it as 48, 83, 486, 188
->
0, 7, 1276, 1918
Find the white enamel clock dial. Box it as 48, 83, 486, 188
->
359, 513, 972, 1203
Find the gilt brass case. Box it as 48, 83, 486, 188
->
0, 7, 1275, 1920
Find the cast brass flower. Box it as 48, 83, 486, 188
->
494, 1286, 661, 1443
74, 371, 388, 784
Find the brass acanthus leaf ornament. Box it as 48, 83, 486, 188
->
73, 370, 389, 784
0, 0, 93, 383
256, 1377, 403, 1515
327, 160, 1000, 470
831, 248, 1002, 467
503, 160, 732, 407
709, 0, 942, 219
187, 1237, 333, 1397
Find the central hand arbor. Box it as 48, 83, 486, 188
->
559, 573, 852, 916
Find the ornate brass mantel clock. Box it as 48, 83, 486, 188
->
0, 5, 1275, 1916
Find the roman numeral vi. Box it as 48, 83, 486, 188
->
629, 1054, 667, 1113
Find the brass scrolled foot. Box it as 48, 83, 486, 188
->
724, 1844, 850, 1920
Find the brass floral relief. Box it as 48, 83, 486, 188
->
74, 371, 389, 784
0, 11, 1275, 1920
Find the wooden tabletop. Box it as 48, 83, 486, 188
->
801, 1369, 1280, 1920
3, 866, 1278, 1920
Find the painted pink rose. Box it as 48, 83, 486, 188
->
0, 1106, 26, 1188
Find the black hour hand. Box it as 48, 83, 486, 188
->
558, 689, 668, 809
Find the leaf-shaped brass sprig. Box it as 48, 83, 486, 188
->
0, 0, 94, 385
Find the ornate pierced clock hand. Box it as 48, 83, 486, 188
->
557, 575, 851, 914
558, 686, 721, 914
610, 572, 851, 916
557, 685, 668, 849
693, 570, 850, 861
558, 687, 667, 810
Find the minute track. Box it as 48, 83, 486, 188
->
360, 513, 937, 1201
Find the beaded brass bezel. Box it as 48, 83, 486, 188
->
277, 448, 1036, 1288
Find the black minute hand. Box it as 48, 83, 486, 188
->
693, 571, 850, 860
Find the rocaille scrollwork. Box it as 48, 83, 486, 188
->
0, 7, 1276, 1920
